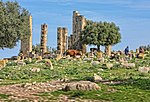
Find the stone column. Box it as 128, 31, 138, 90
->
81, 16, 86, 30
68, 36, 71, 49
57, 27, 68, 54
29, 16, 32, 53
20, 15, 32, 57
41, 24, 48, 54
75, 15, 86, 53
57, 27, 63, 54
73, 11, 80, 35
62, 28, 68, 53
70, 34, 74, 49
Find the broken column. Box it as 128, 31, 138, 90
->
57, 27, 68, 54
40, 24, 48, 54
57, 27, 63, 54
68, 36, 71, 49
70, 34, 74, 49
62, 28, 68, 53
72, 11, 87, 53
20, 15, 32, 57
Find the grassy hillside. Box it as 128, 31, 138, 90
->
0, 52, 150, 101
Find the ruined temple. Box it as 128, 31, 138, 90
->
57, 27, 68, 54
40, 24, 48, 54
68, 11, 87, 53
20, 15, 32, 56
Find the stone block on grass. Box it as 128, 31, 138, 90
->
138, 67, 150, 73
121, 63, 135, 68
63, 81, 101, 91
91, 61, 100, 66
93, 73, 103, 82
45, 59, 53, 69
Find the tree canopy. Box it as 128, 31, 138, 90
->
32, 44, 51, 54
80, 20, 121, 51
0, 1, 30, 49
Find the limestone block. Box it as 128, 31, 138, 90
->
121, 63, 135, 68
93, 73, 103, 82
106, 63, 113, 69
56, 54, 62, 61
138, 53, 145, 59
37, 56, 42, 61
45, 59, 53, 69
138, 67, 150, 73
91, 61, 100, 66
17, 61, 26, 66
0, 60, 7, 68
30, 67, 41, 73
63, 81, 101, 91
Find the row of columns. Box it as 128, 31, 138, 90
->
20, 11, 88, 57
57, 11, 87, 54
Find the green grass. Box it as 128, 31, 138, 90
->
0, 94, 10, 99
49, 81, 150, 102
0, 53, 150, 101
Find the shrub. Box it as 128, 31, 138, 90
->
6, 61, 17, 66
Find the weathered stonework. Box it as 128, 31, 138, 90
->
57, 27, 68, 54
41, 24, 48, 54
68, 36, 71, 49
21, 15, 32, 57
68, 11, 87, 53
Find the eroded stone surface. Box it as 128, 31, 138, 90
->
0, 80, 101, 101
63, 81, 101, 91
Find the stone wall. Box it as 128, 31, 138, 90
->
57, 27, 68, 54
20, 15, 32, 57
40, 24, 48, 54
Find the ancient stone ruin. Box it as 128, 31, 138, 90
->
40, 24, 48, 54
68, 11, 87, 53
20, 15, 32, 57
57, 27, 68, 54
19, 11, 88, 59
20, 11, 87, 58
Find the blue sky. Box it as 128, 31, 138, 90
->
0, 0, 150, 59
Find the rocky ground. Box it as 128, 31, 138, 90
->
0, 80, 108, 102
0, 80, 63, 101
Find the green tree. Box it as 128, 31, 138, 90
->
32, 44, 51, 54
81, 20, 101, 50
101, 22, 121, 56
32, 44, 41, 54
81, 20, 121, 55
0, 1, 30, 49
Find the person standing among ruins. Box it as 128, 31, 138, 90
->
137, 47, 145, 59
124, 46, 129, 55
139, 47, 144, 54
